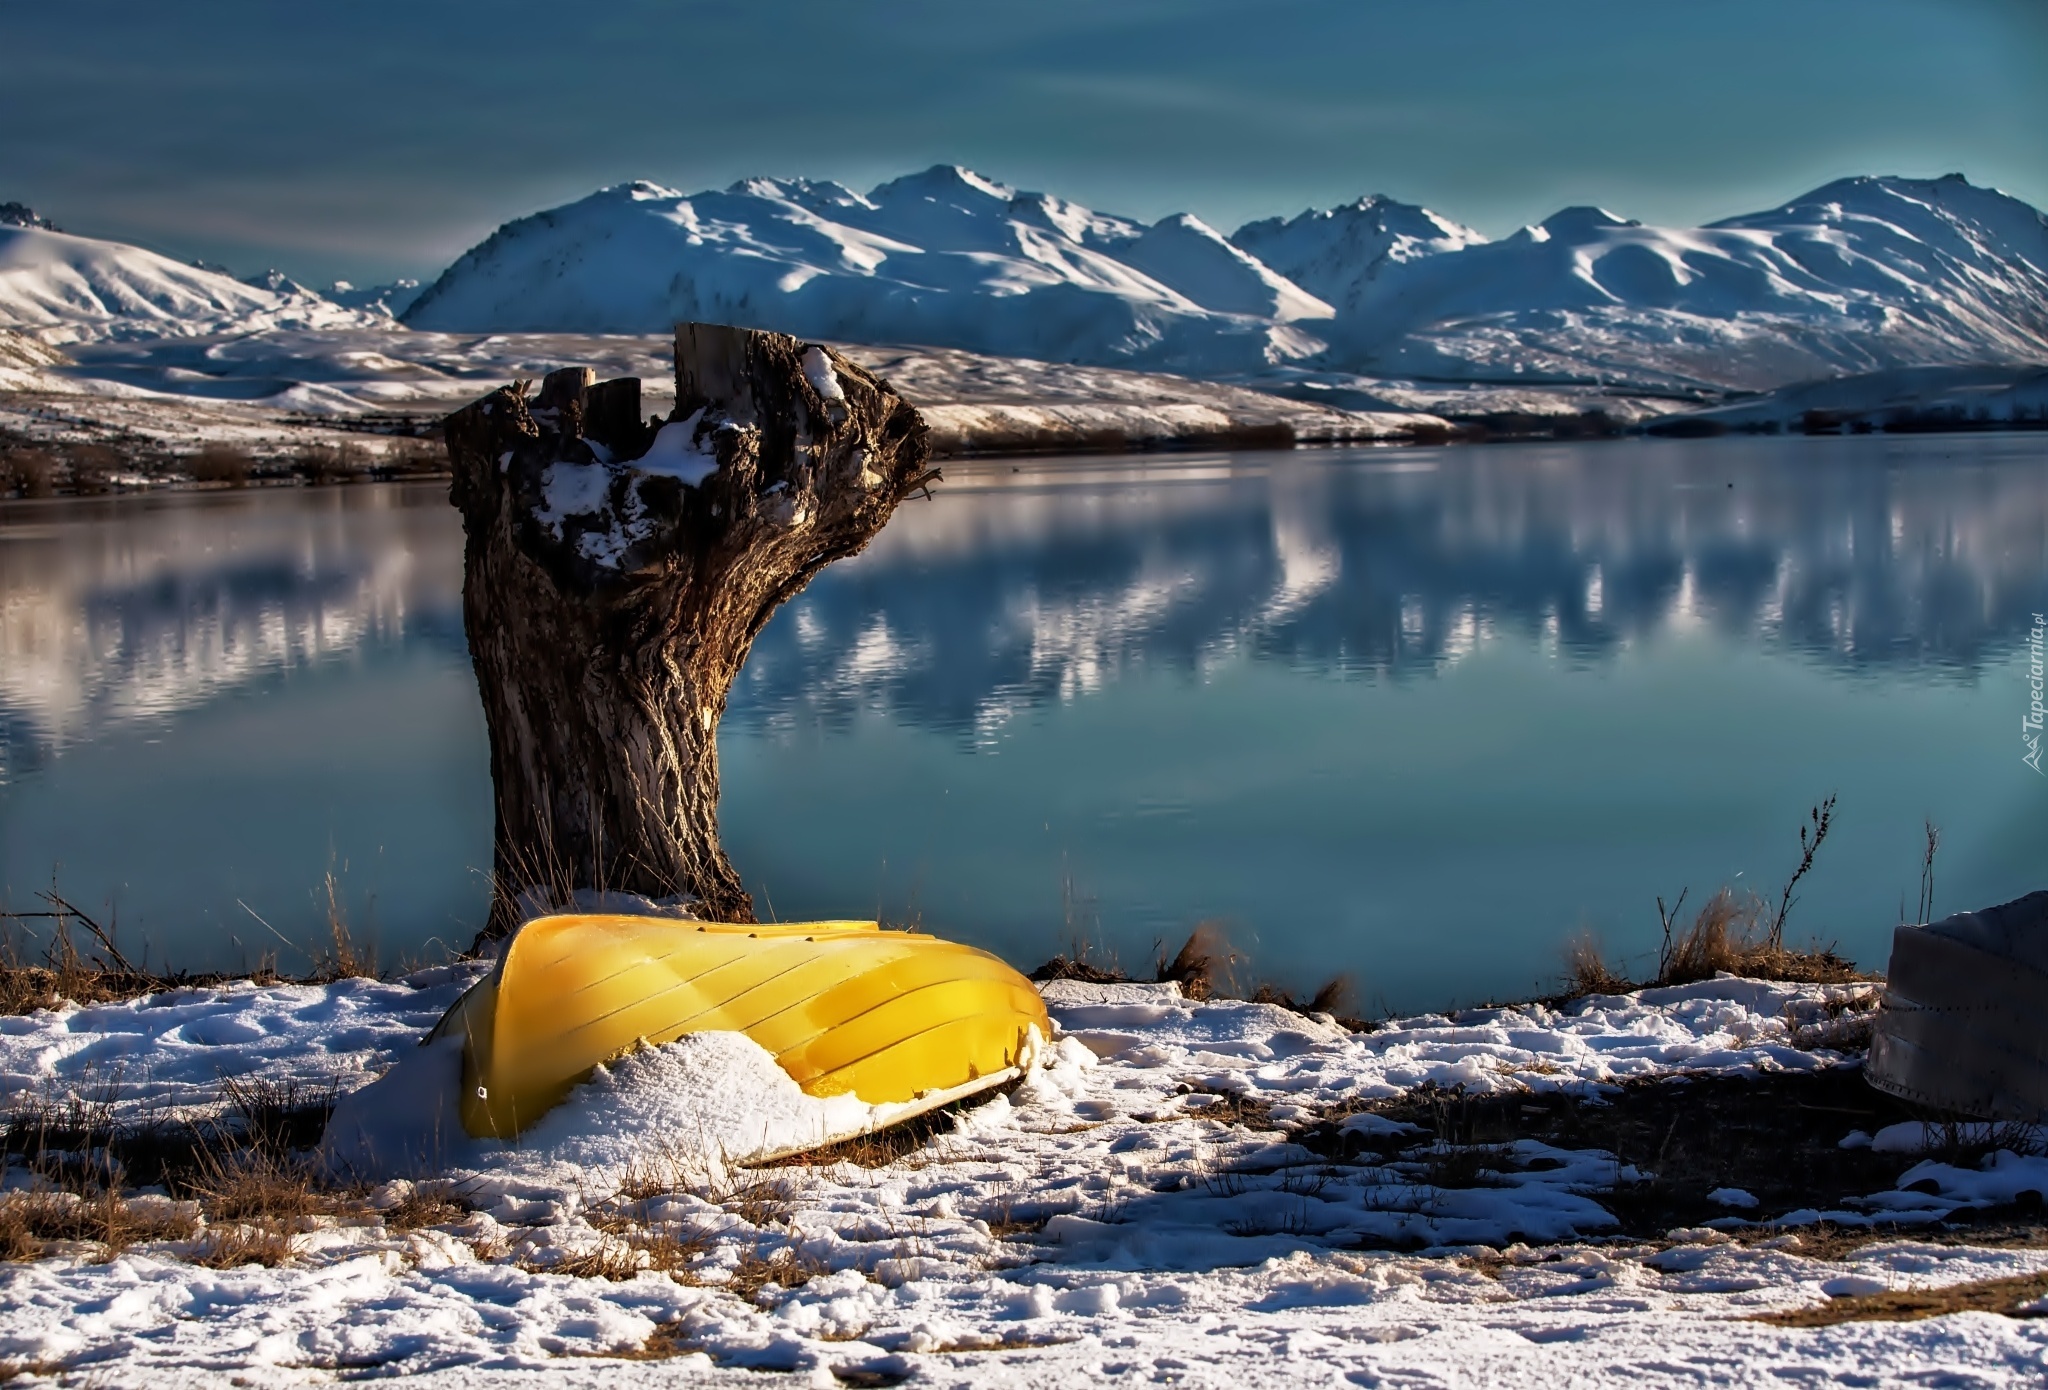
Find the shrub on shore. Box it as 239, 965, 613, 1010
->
1, 448, 56, 498
187, 445, 253, 486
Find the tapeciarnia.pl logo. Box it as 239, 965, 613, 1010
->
2027, 612, 2046, 774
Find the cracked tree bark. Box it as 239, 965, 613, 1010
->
444, 324, 935, 939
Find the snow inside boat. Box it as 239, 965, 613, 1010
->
429, 914, 1051, 1141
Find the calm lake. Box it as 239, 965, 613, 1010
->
4, 434, 2046, 1011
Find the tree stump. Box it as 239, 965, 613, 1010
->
445, 324, 935, 937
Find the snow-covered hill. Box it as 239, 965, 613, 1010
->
407, 168, 2048, 399
0, 223, 384, 345
403, 167, 1330, 375
1231, 194, 1486, 319
1303, 174, 2048, 393
6, 171, 2046, 414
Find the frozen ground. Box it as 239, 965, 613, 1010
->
7, 968, 2048, 1385
0, 329, 1434, 465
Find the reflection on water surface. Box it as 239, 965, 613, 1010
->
3, 435, 2045, 1007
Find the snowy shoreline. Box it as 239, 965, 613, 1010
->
8, 966, 2048, 1384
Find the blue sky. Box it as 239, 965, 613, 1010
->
2, 0, 2041, 284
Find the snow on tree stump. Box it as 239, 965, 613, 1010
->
445, 323, 935, 936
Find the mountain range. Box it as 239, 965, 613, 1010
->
2, 168, 2045, 407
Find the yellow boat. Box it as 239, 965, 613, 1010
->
428, 914, 1052, 1141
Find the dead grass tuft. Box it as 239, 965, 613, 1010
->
313, 871, 376, 981
598, 1319, 702, 1361
1755, 1270, 2048, 1326
190, 1220, 297, 1269
1557, 796, 1866, 1000
723, 1178, 794, 1230
382, 1190, 471, 1232
1154, 923, 1236, 1001
1182, 1087, 1278, 1132
726, 1243, 826, 1304
1249, 975, 1356, 1020
1563, 932, 1632, 996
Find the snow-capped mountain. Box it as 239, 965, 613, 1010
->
325, 278, 424, 318
403, 166, 1330, 375
407, 168, 2048, 396
1230, 194, 1486, 319
0, 223, 384, 344
4, 170, 2044, 405
1304, 174, 2048, 392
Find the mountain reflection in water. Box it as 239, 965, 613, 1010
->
736, 441, 2046, 743
2, 436, 2044, 1004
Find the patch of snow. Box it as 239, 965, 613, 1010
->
533, 460, 611, 537
634, 408, 721, 486
802, 344, 845, 402
1708, 1187, 1761, 1209
5, 969, 2037, 1385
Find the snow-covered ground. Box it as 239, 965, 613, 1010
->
1650, 363, 2048, 434
7, 968, 2048, 1385
0, 329, 1433, 464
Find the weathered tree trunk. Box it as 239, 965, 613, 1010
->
445, 324, 935, 938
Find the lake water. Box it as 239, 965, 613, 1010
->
4, 434, 2046, 1011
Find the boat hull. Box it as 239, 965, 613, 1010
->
429, 914, 1051, 1141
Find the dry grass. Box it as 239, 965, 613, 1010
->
190, 1221, 297, 1269
726, 1243, 826, 1304
1155, 922, 1235, 1001
723, 1177, 795, 1229
1755, 1269, 2048, 1327
0, 1189, 196, 1261
1558, 794, 1866, 999
1250, 976, 1355, 1018
313, 871, 376, 981
0, 888, 310, 1017
1181, 1087, 1279, 1132
1650, 888, 1860, 987
382, 1190, 471, 1232
1, 894, 173, 1014
921, 1332, 1078, 1354
1034, 921, 1359, 1029
1563, 931, 1632, 996
592, 1319, 701, 1361
1561, 888, 1866, 996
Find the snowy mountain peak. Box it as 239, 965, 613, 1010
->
0, 223, 385, 344
403, 169, 1333, 374
872, 164, 1016, 209
727, 176, 874, 213
1230, 192, 1485, 316
1712, 172, 2048, 278
243, 268, 318, 297
1123, 214, 1333, 322
1537, 207, 1642, 236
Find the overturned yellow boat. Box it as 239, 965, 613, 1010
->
428, 914, 1051, 1141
